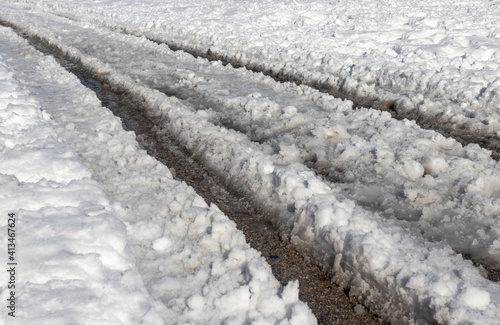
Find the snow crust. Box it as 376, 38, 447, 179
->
0, 26, 316, 324
1, 0, 500, 324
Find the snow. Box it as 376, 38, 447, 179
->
0, 57, 163, 323
30, 0, 500, 140
0, 23, 315, 325
1, 0, 500, 324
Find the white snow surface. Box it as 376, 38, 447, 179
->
0, 56, 164, 323
1, 0, 500, 324
0, 23, 315, 325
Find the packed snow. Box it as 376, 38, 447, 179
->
1, 0, 500, 324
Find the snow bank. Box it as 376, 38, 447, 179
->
0, 26, 316, 324
0, 56, 163, 323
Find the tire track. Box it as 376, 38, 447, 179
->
2, 8, 500, 323
2, 10, 498, 279
2, 22, 381, 325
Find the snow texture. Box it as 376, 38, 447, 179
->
13, 0, 500, 140
0, 23, 315, 325
1, 0, 500, 324
0, 56, 163, 324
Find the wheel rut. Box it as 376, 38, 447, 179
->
1, 21, 381, 325
2, 6, 500, 323
3, 11, 499, 283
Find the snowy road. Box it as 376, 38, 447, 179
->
1, 1, 500, 324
